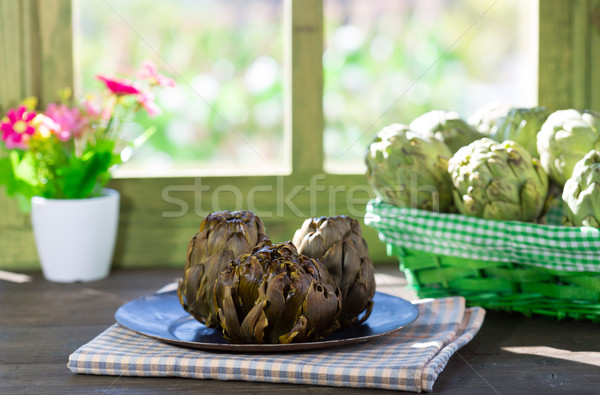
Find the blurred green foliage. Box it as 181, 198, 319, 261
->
75, 0, 284, 174
74, 0, 534, 174
323, 0, 535, 171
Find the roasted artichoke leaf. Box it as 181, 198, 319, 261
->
214, 241, 342, 344
177, 210, 268, 328
293, 216, 376, 327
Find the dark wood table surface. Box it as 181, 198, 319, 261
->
1, 265, 599, 394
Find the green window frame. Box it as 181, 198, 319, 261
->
1, 0, 599, 270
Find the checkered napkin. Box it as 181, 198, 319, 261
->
68, 292, 485, 392
365, 199, 600, 273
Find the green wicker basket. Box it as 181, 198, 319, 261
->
365, 199, 600, 322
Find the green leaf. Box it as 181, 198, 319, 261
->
11, 151, 38, 188
61, 142, 116, 199
0, 157, 16, 192
0, 152, 37, 206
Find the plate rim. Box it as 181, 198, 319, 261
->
115, 290, 418, 353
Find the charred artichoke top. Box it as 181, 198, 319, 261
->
365, 123, 454, 212
493, 107, 550, 158
214, 241, 342, 344
448, 138, 549, 222
177, 210, 268, 327
410, 110, 483, 154
537, 109, 600, 186
293, 216, 375, 327
562, 150, 600, 228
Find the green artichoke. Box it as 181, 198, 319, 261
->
493, 107, 550, 158
293, 216, 375, 327
467, 102, 513, 137
214, 241, 342, 344
562, 150, 600, 227
448, 138, 549, 222
365, 123, 454, 212
410, 110, 483, 153
537, 109, 600, 186
177, 210, 268, 327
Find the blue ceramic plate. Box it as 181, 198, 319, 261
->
115, 291, 418, 352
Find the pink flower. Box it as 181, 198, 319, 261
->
44, 103, 88, 139
101, 95, 117, 122
32, 114, 66, 140
84, 95, 101, 118
0, 106, 37, 149
137, 60, 176, 87
96, 75, 141, 96
136, 91, 161, 117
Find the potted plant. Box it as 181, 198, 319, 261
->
0, 61, 175, 282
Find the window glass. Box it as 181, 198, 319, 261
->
323, 0, 537, 173
74, 0, 286, 176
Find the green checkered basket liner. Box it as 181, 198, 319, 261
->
365, 199, 600, 321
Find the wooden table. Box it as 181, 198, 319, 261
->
1, 266, 598, 394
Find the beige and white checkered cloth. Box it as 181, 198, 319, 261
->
68, 294, 485, 392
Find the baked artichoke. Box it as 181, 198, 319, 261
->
365, 123, 454, 212
467, 102, 513, 137
493, 107, 550, 158
562, 150, 600, 227
177, 210, 268, 327
293, 216, 375, 327
537, 109, 600, 186
448, 138, 549, 222
410, 110, 483, 153
214, 241, 342, 344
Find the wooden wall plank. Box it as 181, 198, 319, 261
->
36, 0, 73, 106
0, 174, 392, 270
107, 174, 388, 268
0, 0, 73, 271
571, 0, 590, 110
538, 0, 575, 110
286, 0, 324, 173
0, 228, 38, 270
0, 0, 24, 110
21, 0, 40, 99
590, 0, 600, 110
538, 0, 597, 110
0, 1, 37, 270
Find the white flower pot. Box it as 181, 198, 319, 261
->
31, 188, 120, 283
